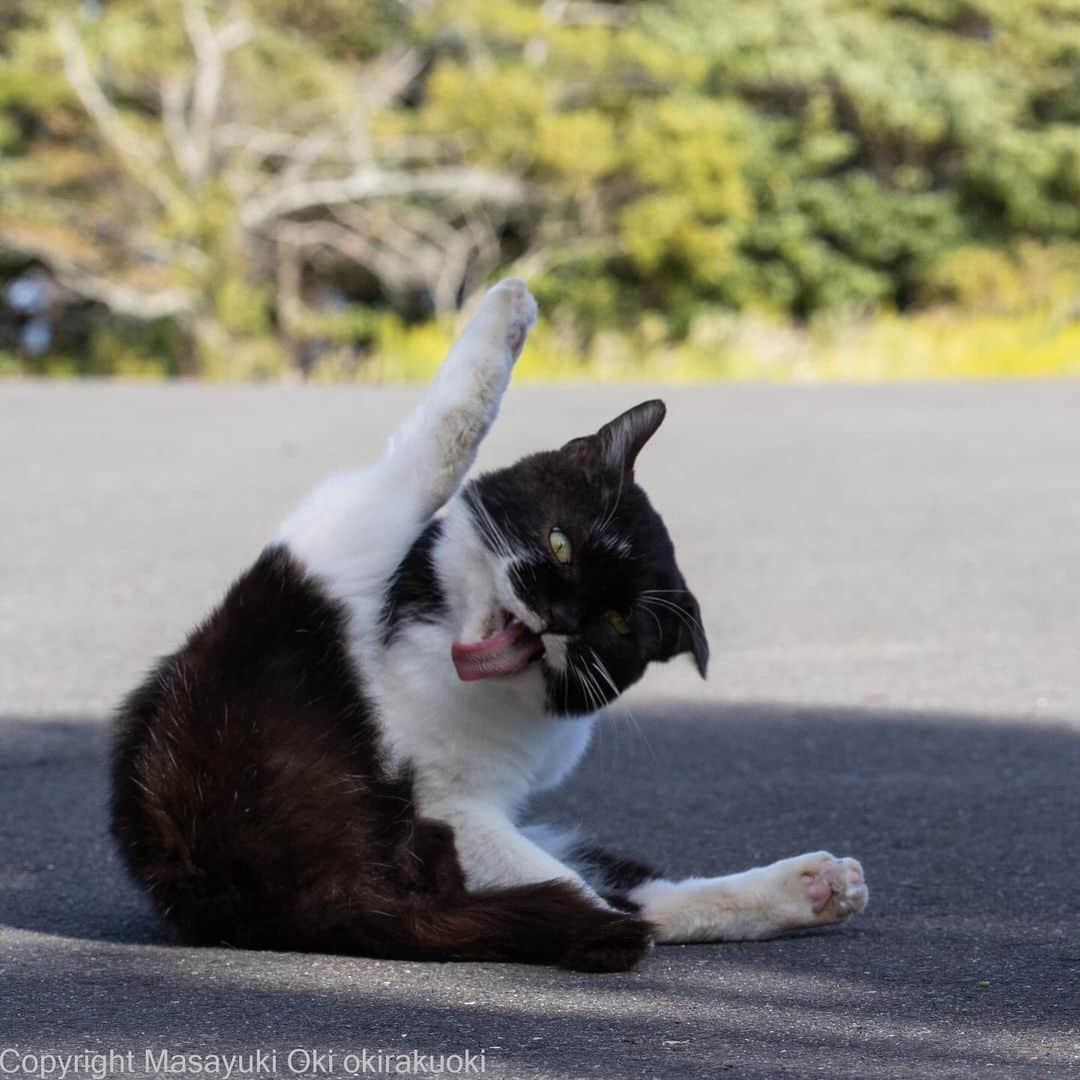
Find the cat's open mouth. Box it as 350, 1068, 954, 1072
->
451, 612, 544, 681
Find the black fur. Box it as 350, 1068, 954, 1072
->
569, 844, 660, 911
112, 545, 652, 970
466, 401, 707, 717
112, 402, 706, 971
380, 519, 446, 645
571, 844, 659, 894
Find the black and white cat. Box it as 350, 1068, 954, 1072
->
112, 279, 867, 972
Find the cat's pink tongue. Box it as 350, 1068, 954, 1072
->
452, 619, 544, 681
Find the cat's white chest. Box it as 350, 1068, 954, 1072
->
365, 621, 594, 817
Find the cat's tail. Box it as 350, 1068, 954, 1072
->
295, 882, 654, 973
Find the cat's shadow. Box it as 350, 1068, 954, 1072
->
3, 703, 1076, 1078
2, 702, 1077, 950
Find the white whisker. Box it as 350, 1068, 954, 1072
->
588, 647, 657, 765
639, 595, 705, 638
573, 653, 606, 714
636, 601, 664, 640
466, 489, 516, 561
587, 648, 619, 700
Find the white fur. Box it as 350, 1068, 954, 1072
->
628, 852, 868, 942
275, 277, 869, 941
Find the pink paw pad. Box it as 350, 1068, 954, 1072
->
498, 281, 538, 359
801, 857, 865, 916
507, 321, 528, 356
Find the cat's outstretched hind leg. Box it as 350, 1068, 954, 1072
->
275, 279, 536, 579
627, 851, 869, 943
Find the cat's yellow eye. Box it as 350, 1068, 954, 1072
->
607, 610, 632, 636
549, 527, 572, 564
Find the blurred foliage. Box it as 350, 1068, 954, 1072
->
0, 0, 1077, 379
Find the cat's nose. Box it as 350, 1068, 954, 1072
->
545, 601, 583, 635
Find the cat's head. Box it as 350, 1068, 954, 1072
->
451, 400, 708, 715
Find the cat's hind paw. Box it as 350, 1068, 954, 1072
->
794, 851, 868, 925
765, 850, 868, 932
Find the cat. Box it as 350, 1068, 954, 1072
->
112, 279, 868, 972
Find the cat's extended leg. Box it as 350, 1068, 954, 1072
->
307, 818, 654, 972
440, 807, 610, 906
275, 278, 536, 578
626, 851, 868, 943
564, 841, 661, 910
306, 876, 654, 972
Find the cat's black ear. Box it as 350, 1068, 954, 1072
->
650, 587, 709, 678
680, 589, 709, 679
562, 400, 666, 479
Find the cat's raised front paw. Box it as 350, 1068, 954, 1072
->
471, 278, 538, 363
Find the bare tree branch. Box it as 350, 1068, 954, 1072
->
161, 74, 197, 179
540, 0, 629, 27
182, 1, 251, 184
359, 46, 424, 113
331, 204, 467, 310
215, 123, 302, 159
54, 19, 184, 209
274, 220, 416, 296
54, 269, 195, 321
455, 212, 504, 305
273, 127, 339, 193
432, 230, 476, 314
341, 203, 452, 263
241, 167, 529, 229
39, 5, 550, 366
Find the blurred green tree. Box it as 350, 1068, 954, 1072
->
0, 0, 530, 373
0, 0, 1076, 376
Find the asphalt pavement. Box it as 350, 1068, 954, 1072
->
1, 380, 1078, 1078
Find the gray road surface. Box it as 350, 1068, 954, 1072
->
1, 381, 1078, 1079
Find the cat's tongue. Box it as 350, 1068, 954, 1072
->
452, 618, 544, 681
